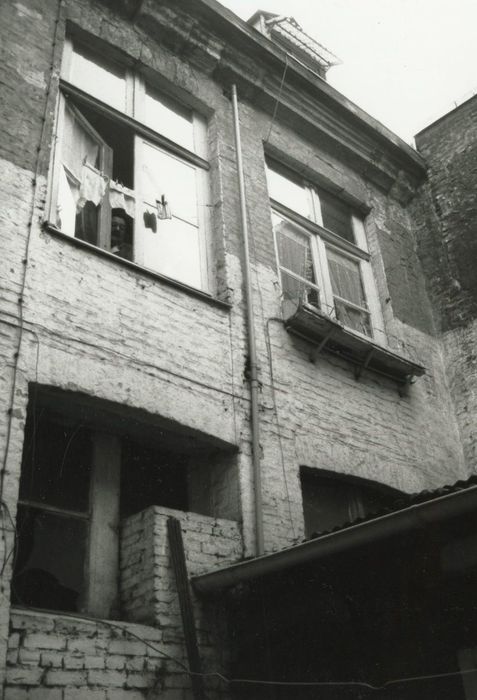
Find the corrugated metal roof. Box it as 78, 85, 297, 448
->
308, 473, 477, 540
193, 477, 477, 595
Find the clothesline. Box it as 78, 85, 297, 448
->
64, 160, 136, 218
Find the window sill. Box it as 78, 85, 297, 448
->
43, 223, 232, 311
283, 300, 425, 388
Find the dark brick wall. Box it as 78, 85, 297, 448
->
414, 95, 477, 332
413, 95, 477, 473
0, 0, 61, 175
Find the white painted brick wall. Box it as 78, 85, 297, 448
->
120, 506, 242, 625
0, 0, 473, 695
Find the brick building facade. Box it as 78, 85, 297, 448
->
413, 95, 477, 475
0, 0, 475, 698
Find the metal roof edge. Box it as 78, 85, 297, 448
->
192, 482, 477, 595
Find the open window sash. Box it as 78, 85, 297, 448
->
51, 95, 113, 249
134, 135, 209, 290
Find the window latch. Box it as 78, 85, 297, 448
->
156, 194, 172, 220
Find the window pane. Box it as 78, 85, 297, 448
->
300, 469, 399, 538
136, 139, 206, 287
319, 189, 354, 242
280, 271, 320, 308
273, 214, 320, 308
139, 211, 202, 288
70, 48, 126, 112
335, 302, 372, 336
12, 506, 87, 613
62, 104, 100, 177
273, 215, 315, 283
327, 249, 365, 307
140, 142, 198, 224
145, 87, 195, 152
19, 415, 92, 513
301, 474, 355, 537
327, 249, 371, 335
266, 163, 310, 217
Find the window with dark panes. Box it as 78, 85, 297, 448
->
49, 39, 211, 291
13, 419, 93, 613
300, 467, 401, 538
266, 160, 383, 340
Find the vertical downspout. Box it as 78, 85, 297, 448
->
231, 84, 265, 557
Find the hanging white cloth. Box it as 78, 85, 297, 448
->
77, 162, 107, 211
108, 180, 135, 219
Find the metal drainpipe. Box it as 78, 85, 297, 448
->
231, 84, 265, 557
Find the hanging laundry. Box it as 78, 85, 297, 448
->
156, 195, 172, 220
57, 165, 80, 236
143, 210, 157, 233
77, 162, 107, 211
109, 180, 136, 219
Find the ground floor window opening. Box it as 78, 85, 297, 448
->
12, 387, 237, 618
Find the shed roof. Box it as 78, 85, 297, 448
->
192, 474, 477, 595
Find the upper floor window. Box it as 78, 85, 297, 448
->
266, 160, 383, 340
49, 39, 211, 291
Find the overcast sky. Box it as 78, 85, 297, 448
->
218, 0, 477, 146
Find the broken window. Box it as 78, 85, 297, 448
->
13, 418, 93, 613
267, 160, 383, 339
12, 389, 235, 618
49, 39, 211, 290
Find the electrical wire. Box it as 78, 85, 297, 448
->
0, 310, 243, 404
265, 317, 297, 540
265, 54, 289, 143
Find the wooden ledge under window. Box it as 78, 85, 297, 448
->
283, 301, 425, 389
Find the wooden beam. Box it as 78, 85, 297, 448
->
85, 432, 121, 618
167, 517, 206, 700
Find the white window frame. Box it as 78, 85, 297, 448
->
48, 38, 211, 292
267, 161, 385, 344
